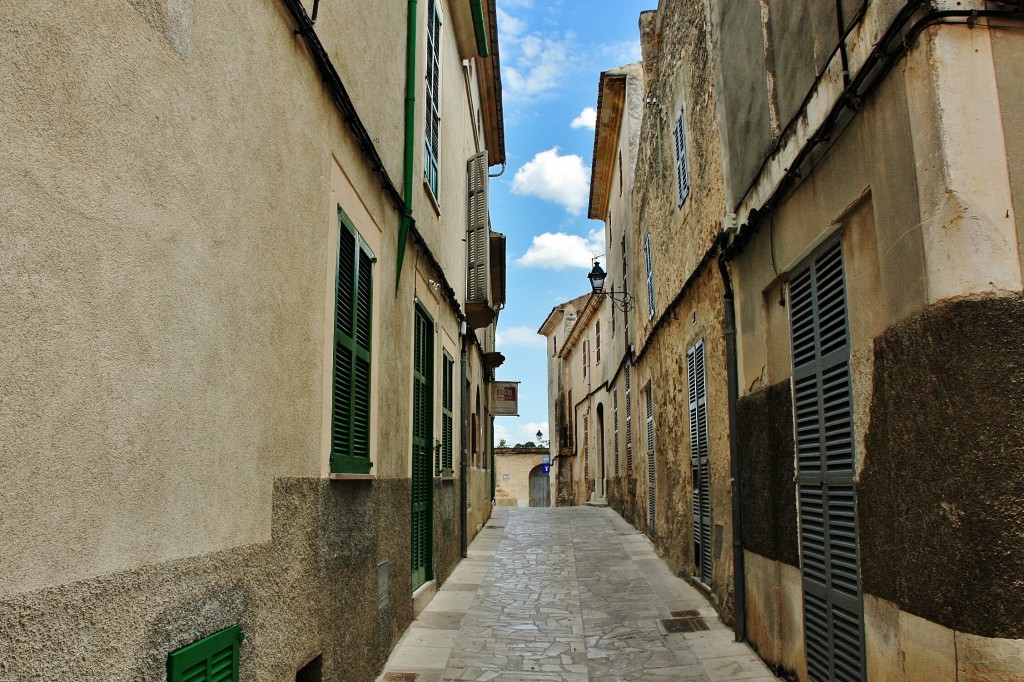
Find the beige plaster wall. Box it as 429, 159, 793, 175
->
0, 0, 493, 596
743, 551, 807, 681
495, 451, 545, 506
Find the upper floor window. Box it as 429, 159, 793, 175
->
424, 0, 443, 198
644, 233, 655, 320
331, 207, 375, 475
673, 106, 690, 207
595, 320, 601, 365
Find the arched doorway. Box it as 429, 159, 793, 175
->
529, 464, 550, 507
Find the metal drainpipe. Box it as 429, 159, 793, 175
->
460, 343, 470, 557
718, 241, 746, 643
396, 0, 418, 292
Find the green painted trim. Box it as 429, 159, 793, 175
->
167, 624, 243, 682
470, 0, 490, 57
397, 0, 419, 294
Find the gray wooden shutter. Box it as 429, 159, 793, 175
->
625, 365, 633, 473
466, 151, 489, 304
688, 340, 712, 585
583, 413, 590, 480
674, 108, 690, 206
613, 389, 620, 478
646, 384, 656, 534
789, 240, 864, 682
644, 234, 655, 320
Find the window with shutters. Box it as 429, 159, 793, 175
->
466, 152, 489, 306
687, 340, 712, 586
625, 365, 632, 474
439, 351, 455, 476
788, 239, 865, 682
583, 341, 588, 378
411, 305, 434, 589
613, 389, 620, 477
645, 383, 656, 534
331, 207, 375, 475
424, 0, 442, 198
621, 235, 629, 337
595, 321, 601, 365
167, 624, 243, 682
583, 412, 590, 480
644, 233, 655, 321
673, 107, 690, 207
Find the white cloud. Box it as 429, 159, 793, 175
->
518, 421, 550, 444
570, 106, 597, 130
494, 423, 513, 446
496, 8, 526, 37
511, 147, 590, 214
517, 228, 605, 271
496, 325, 547, 350
502, 34, 572, 99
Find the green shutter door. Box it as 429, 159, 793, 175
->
788, 240, 865, 682
688, 340, 712, 586
411, 305, 434, 590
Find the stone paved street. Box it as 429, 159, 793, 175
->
378, 506, 779, 682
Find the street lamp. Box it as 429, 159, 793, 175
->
587, 261, 634, 311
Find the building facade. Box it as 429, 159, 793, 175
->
712, 0, 1024, 679
0, 1, 505, 680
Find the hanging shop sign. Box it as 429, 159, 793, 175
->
492, 381, 520, 416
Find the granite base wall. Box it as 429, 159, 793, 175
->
0, 477, 419, 682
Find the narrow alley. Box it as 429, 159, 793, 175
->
378, 507, 778, 682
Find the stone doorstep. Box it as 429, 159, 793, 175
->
412, 579, 437, 618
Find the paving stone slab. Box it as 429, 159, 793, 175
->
378, 507, 777, 682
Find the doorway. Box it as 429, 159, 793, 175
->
528, 464, 550, 507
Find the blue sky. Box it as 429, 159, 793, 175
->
490, 0, 652, 446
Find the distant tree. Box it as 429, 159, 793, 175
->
515, 441, 537, 449
498, 438, 507, 448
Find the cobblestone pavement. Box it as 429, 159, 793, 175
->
378, 506, 779, 682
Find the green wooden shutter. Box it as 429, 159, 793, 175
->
789, 240, 865, 682
688, 340, 712, 585
331, 208, 374, 475
646, 384, 656, 534
411, 305, 434, 590
424, 0, 441, 196
441, 351, 454, 475
167, 625, 243, 682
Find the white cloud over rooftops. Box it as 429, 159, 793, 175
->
571, 106, 597, 130
516, 228, 605, 271
496, 326, 547, 350
511, 147, 590, 215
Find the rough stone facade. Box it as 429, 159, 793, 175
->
494, 448, 548, 507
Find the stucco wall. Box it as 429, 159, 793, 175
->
630, 267, 732, 616
494, 450, 546, 506
1, 0, 500, 677
0, 479, 413, 682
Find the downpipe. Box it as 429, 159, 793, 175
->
718, 240, 746, 643
460, 343, 470, 557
